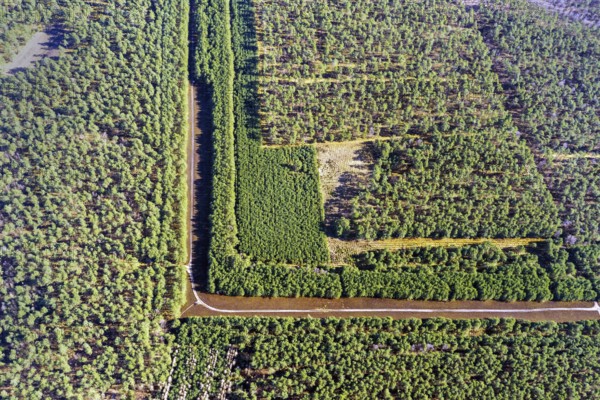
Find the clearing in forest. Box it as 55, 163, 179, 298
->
0, 27, 60, 75
316, 139, 372, 230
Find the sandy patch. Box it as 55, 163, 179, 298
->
1, 29, 60, 75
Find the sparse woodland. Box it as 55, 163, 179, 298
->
478, 0, 600, 246
255, 0, 508, 145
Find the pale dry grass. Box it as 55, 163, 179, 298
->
261, 75, 392, 85
550, 152, 600, 161
263, 136, 400, 149
328, 237, 546, 264
315, 140, 377, 206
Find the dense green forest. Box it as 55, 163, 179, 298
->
341, 136, 557, 240
478, 0, 599, 247
0, 0, 188, 397
168, 317, 600, 399
192, 0, 328, 267
345, 242, 600, 301
193, 0, 336, 296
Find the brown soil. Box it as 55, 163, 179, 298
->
180, 278, 600, 322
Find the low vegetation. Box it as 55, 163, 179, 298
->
169, 317, 600, 399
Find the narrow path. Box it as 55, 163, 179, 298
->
183, 83, 600, 322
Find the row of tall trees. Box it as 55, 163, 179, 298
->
345, 241, 599, 301
0, 0, 189, 397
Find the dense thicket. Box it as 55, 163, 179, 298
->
231, 0, 329, 264
345, 242, 599, 301
0, 0, 188, 397
194, 0, 328, 267
478, 0, 600, 246
169, 317, 600, 399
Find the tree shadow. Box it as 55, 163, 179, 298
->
3, 24, 66, 75
190, 80, 214, 292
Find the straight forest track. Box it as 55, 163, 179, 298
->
183, 82, 600, 321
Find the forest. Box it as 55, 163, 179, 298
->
345, 241, 600, 301
255, 0, 506, 144
194, 0, 600, 303
1, 0, 599, 397
478, 0, 599, 247
341, 135, 557, 240
168, 317, 600, 399
1, 0, 189, 397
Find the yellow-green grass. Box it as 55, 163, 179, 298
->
328, 237, 546, 265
